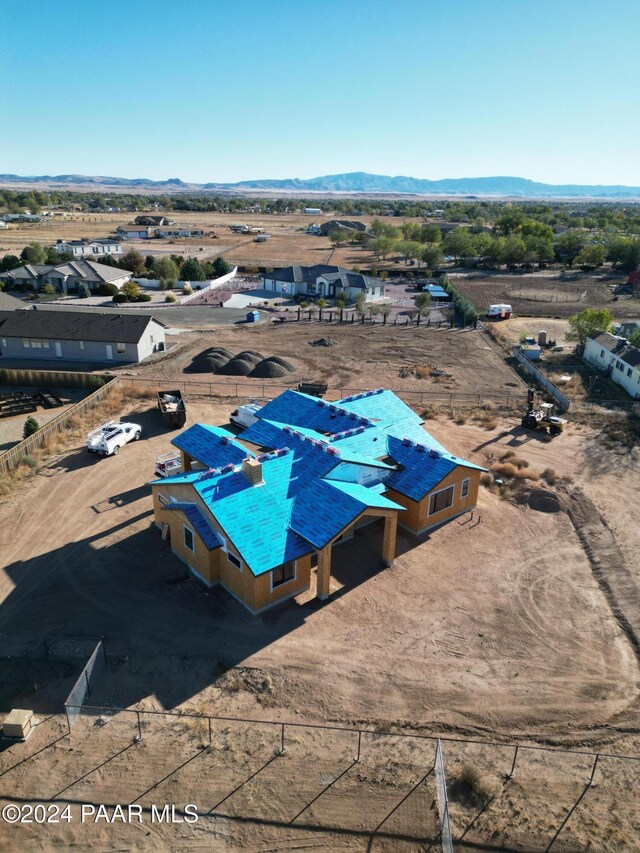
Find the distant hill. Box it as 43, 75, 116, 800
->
1, 171, 639, 198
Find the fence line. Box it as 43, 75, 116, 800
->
0, 375, 120, 476
0, 367, 113, 388
434, 739, 453, 853
64, 639, 106, 729
512, 346, 571, 411
179, 266, 238, 304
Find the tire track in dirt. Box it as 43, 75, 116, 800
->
561, 484, 640, 663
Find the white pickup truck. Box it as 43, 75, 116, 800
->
229, 402, 263, 429
87, 421, 142, 456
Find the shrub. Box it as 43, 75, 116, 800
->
136, 293, 152, 302
78, 282, 91, 299
541, 467, 557, 485
165, 292, 176, 303
166, 279, 175, 290
182, 283, 192, 295
41, 283, 56, 295
449, 762, 495, 808
96, 282, 119, 297
23, 416, 40, 438
159, 279, 167, 291
491, 461, 540, 480
479, 472, 493, 487
113, 293, 128, 303
19, 454, 38, 469
88, 376, 105, 389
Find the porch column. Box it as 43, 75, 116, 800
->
181, 451, 193, 471
382, 514, 397, 568
316, 544, 332, 600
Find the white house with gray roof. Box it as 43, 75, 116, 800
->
55, 238, 122, 258
0, 260, 132, 295
583, 332, 640, 398
0, 309, 166, 363
263, 264, 385, 302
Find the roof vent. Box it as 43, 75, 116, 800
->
428, 449, 442, 459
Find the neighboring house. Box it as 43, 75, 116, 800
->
116, 225, 153, 239
615, 321, 640, 338
150, 388, 485, 614
583, 333, 640, 398
263, 264, 385, 302
2, 214, 40, 222
54, 239, 122, 258
0, 309, 166, 363
303, 207, 323, 215
156, 226, 205, 238
319, 220, 367, 237
0, 291, 25, 310
134, 215, 175, 226
0, 260, 132, 295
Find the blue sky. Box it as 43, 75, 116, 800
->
1, 0, 639, 185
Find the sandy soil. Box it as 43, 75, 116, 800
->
0, 390, 639, 849
127, 325, 526, 403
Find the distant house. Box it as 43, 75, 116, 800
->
0, 260, 132, 295
0, 291, 25, 311
134, 215, 175, 226
55, 238, 122, 258
319, 220, 367, 237
116, 225, 153, 239
583, 333, 640, 398
303, 208, 323, 215
2, 214, 40, 223
150, 388, 485, 613
263, 264, 385, 302
0, 309, 166, 363
156, 226, 205, 238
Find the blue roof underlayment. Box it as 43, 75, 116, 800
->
151, 389, 485, 577
164, 502, 223, 550
172, 424, 251, 469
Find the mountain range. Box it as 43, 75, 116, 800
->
1, 171, 639, 198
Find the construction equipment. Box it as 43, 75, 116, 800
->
521, 388, 567, 436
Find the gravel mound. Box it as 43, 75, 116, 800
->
203, 347, 234, 359
217, 357, 256, 376
264, 355, 294, 370
186, 354, 229, 373
249, 358, 294, 378
236, 351, 264, 364
309, 338, 337, 347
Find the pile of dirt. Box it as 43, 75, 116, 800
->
309, 338, 337, 347
217, 357, 256, 376
203, 347, 235, 359
262, 355, 294, 371
249, 358, 294, 378
236, 351, 264, 364
186, 354, 229, 374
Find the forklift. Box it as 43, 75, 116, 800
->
521, 388, 567, 436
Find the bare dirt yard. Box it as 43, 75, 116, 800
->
131, 324, 526, 402
0, 386, 639, 850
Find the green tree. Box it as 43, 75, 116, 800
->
212, 256, 230, 277
1, 254, 21, 272
40, 283, 56, 295
415, 292, 431, 316
575, 243, 607, 269
20, 242, 46, 264
122, 280, 141, 301
420, 224, 442, 244
154, 256, 179, 280
23, 416, 39, 438
119, 250, 145, 275
145, 254, 155, 271
443, 229, 474, 263
95, 254, 119, 267
502, 235, 527, 267
397, 240, 422, 265
355, 291, 366, 315
628, 329, 640, 348
181, 257, 205, 281
556, 231, 585, 266
566, 308, 613, 349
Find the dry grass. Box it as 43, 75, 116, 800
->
541, 467, 557, 485
449, 762, 495, 808
491, 461, 540, 480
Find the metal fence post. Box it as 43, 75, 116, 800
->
356, 730, 362, 762
208, 716, 212, 747
507, 745, 519, 779
281, 723, 286, 754
136, 711, 142, 740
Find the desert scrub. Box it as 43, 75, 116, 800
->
541, 467, 557, 485
491, 461, 540, 480
448, 762, 495, 808
479, 472, 494, 488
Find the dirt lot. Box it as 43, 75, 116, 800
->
130, 324, 526, 401
451, 270, 639, 319
0, 386, 87, 452
0, 391, 639, 849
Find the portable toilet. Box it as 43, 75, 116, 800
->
246, 310, 260, 323
538, 330, 548, 346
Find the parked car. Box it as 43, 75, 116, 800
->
229, 402, 263, 429
87, 421, 142, 456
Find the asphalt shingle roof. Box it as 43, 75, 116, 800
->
592, 333, 640, 367
267, 264, 382, 291
0, 309, 164, 343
